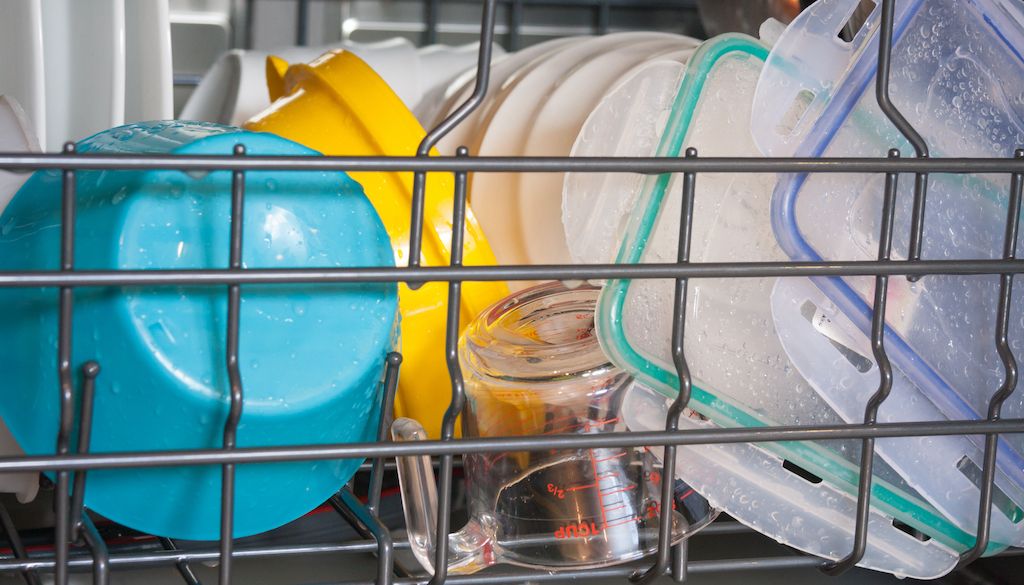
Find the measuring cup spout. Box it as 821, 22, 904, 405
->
391, 417, 494, 575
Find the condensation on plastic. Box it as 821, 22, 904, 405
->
563, 60, 688, 268
622, 382, 959, 580
589, 34, 974, 577
772, 277, 1024, 545
751, 0, 1024, 510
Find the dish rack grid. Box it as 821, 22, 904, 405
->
1, 0, 1024, 583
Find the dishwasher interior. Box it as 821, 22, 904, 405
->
0, 1, 1023, 584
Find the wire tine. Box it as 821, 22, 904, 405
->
596, 0, 611, 35
330, 492, 416, 579
424, 0, 441, 46
219, 144, 247, 585
957, 149, 1024, 568
632, 147, 698, 584
875, 0, 930, 276
875, 0, 928, 158
824, 149, 902, 576
368, 352, 403, 515
229, 0, 255, 50
159, 538, 203, 585
428, 146, 471, 585
54, 141, 78, 585
671, 540, 689, 583
80, 515, 109, 585
408, 0, 496, 278
331, 490, 396, 585
0, 503, 41, 585
509, 0, 524, 51
69, 361, 100, 542
295, 0, 310, 46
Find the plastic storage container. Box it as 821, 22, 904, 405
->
569, 33, 986, 577
751, 0, 1024, 543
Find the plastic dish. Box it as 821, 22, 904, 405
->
751, 0, 1024, 522
474, 33, 678, 268
431, 37, 582, 158
0, 96, 40, 213
0, 95, 42, 504
180, 39, 415, 127
564, 58, 687, 268
245, 50, 509, 439
0, 121, 399, 540
0, 0, 46, 150
518, 38, 699, 266
590, 34, 981, 578
412, 43, 507, 127
41, 0, 125, 149
442, 37, 586, 268
124, 0, 174, 123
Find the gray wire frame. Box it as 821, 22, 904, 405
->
235, 0, 700, 51
1, 0, 1024, 583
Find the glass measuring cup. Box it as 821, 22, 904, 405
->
393, 282, 717, 574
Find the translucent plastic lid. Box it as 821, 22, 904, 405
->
772, 278, 1024, 546
577, 33, 977, 577
751, 0, 1024, 506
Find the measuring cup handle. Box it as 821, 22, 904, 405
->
391, 417, 493, 575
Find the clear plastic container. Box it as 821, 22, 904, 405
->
392, 282, 716, 575
578, 33, 986, 577
750, 0, 1024, 543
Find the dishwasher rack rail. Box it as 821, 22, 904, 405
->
1, 1, 1023, 584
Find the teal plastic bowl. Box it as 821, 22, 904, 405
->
0, 121, 399, 540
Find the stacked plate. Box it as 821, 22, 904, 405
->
0, 0, 174, 151
425, 32, 701, 271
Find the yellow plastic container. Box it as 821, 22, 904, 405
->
246, 50, 508, 438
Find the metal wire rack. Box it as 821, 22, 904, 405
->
235, 0, 700, 50
1, 0, 1024, 583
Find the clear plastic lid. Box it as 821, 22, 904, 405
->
581, 33, 984, 576
751, 0, 1024, 518
772, 277, 1024, 546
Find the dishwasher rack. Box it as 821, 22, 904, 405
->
1, 0, 1024, 584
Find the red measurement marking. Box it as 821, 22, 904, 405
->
546, 483, 566, 499
530, 415, 625, 436
603, 516, 643, 530
678, 488, 695, 500
646, 500, 679, 519
589, 449, 610, 531
601, 485, 638, 498
593, 452, 627, 463
567, 482, 597, 492
582, 417, 621, 432
486, 452, 511, 469
604, 504, 627, 514
553, 521, 602, 539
